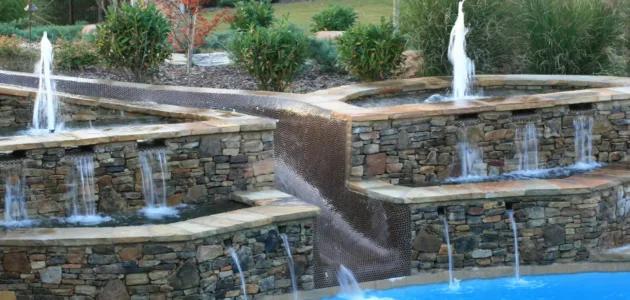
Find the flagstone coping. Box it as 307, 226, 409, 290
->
348, 163, 630, 205
0, 190, 319, 247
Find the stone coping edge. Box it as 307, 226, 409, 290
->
265, 262, 630, 300
0, 192, 319, 247
301, 75, 630, 122
348, 164, 630, 205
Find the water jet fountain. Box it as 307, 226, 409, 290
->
32, 32, 62, 134
448, 0, 475, 101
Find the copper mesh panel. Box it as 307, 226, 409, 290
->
0, 71, 411, 288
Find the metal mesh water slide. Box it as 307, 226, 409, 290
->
0, 70, 411, 288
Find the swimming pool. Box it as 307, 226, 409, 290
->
326, 272, 630, 300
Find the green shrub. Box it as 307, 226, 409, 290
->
231, 0, 274, 31
0, 35, 37, 72
308, 38, 340, 73
218, 0, 237, 7
96, 4, 171, 81
520, 0, 623, 75
55, 39, 100, 71
203, 31, 235, 50
311, 5, 357, 32
228, 22, 309, 91
401, 0, 518, 76
0, 0, 26, 23
337, 20, 405, 81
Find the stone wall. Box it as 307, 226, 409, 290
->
351, 100, 630, 185
0, 220, 314, 299
0, 130, 275, 218
0, 95, 32, 129
409, 184, 630, 272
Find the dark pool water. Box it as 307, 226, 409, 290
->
1, 201, 247, 229
350, 87, 573, 108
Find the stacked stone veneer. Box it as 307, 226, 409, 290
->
0, 94, 172, 129
0, 128, 274, 218
410, 184, 630, 272
351, 100, 630, 185
0, 220, 314, 299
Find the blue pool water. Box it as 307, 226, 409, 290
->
326, 272, 630, 300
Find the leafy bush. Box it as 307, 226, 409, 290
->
308, 38, 340, 73
231, 0, 274, 31
337, 20, 405, 81
96, 4, 171, 81
520, 0, 623, 75
218, 0, 237, 7
401, 0, 518, 76
0, 22, 85, 42
55, 39, 100, 71
204, 31, 235, 50
0, 0, 26, 23
228, 22, 309, 91
311, 5, 357, 32
0, 35, 37, 72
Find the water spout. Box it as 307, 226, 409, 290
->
2, 164, 32, 227
516, 123, 539, 171
507, 210, 520, 282
441, 216, 459, 290
139, 149, 178, 219
337, 265, 363, 298
66, 155, 110, 225
32, 32, 62, 133
281, 234, 299, 300
448, 0, 475, 100
229, 248, 248, 300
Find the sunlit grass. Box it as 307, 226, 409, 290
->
206, 0, 393, 33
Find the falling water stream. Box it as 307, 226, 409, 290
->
66, 155, 110, 225
2, 163, 32, 227
229, 248, 248, 300
441, 216, 459, 290
448, 0, 475, 100
573, 116, 597, 168
517, 123, 539, 171
281, 234, 299, 300
139, 149, 178, 219
32, 32, 62, 133
508, 210, 521, 282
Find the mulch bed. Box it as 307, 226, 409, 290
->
60, 63, 356, 94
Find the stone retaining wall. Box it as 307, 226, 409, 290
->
351, 100, 630, 185
0, 129, 275, 218
409, 184, 630, 273
0, 220, 314, 299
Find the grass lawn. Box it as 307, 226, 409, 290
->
206, 0, 393, 33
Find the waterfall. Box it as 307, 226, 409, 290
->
2, 164, 32, 227
66, 155, 110, 225
281, 234, 299, 300
516, 123, 540, 171
617, 187, 629, 217
507, 210, 521, 282
337, 265, 363, 298
442, 216, 459, 290
229, 248, 248, 300
573, 116, 596, 168
458, 140, 484, 178
32, 32, 62, 133
448, 0, 475, 100
139, 149, 177, 219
